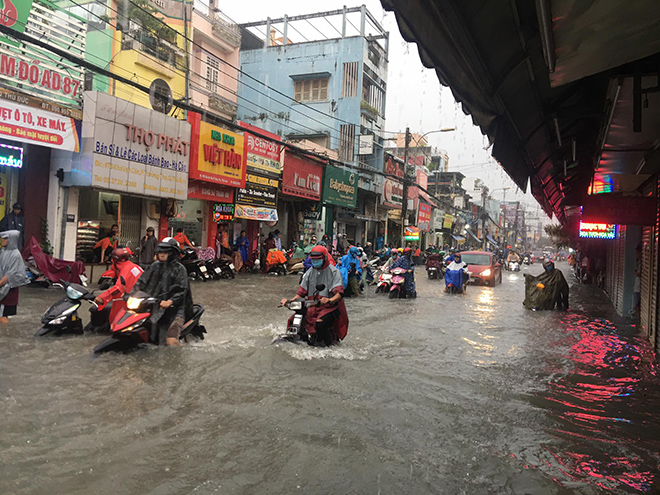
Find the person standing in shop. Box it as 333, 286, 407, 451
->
174, 228, 194, 249
139, 227, 158, 267
0, 203, 25, 250
0, 230, 30, 323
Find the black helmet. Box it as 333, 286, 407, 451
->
542, 260, 554, 271
157, 237, 181, 253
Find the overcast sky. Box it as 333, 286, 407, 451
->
223, 1, 546, 220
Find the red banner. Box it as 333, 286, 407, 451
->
187, 180, 234, 203
282, 151, 323, 201
418, 202, 432, 232
582, 194, 657, 226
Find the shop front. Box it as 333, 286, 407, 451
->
60, 91, 190, 261
381, 154, 404, 247
280, 150, 323, 247
187, 112, 245, 253
417, 201, 432, 248
321, 165, 357, 241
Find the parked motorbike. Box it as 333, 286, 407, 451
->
93, 291, 207, 353
206, 258, 235, 280
36, 281, 97, 336
278, 284, 325, 345
181, 248, 212, 281
389, 267, 415, 299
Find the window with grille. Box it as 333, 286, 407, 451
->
339, 124, 355, 162
294, 78, 329, 102
342, 62, 358, 97
206, 55, 219, 93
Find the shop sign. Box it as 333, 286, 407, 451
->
443, 214, 454, 229
322, 166, 357, 208
433, 209, 445, 231
0, 99, 79, 151
404, 226, 420, 241
236, 171, 278, 208
578, 221, 617, 240
0, 0, 85, 108
382, 155, 403, 208
239, 121, 282, 177
303, 204, 322, 220
187, 180, 233, 203
358, 134, 373, 155
235, 204, 278, 222
213, 203, 234, 222
0, 166, 8, 213
0, 88, 82, 120
81, 91, 190, 199
282, 151, 322, 201
0, 141, 22, 167
188, 111, 246, 188
582, 193, 657, 226
417, 202, 432, 232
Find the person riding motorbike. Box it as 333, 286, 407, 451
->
339, 246, 363, 297
523, 260, 569, 310
507, 250, 521, 263
445, 248, 456, 263
391, 247, 416, 297
280, 245, 349, 346
94, 247, 144, 324
445, 252, 469, 292
135, 238, 192, 346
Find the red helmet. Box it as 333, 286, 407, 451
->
111, 247, 130, 263
403, 247, 412, 255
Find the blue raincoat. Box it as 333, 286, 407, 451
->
339, 247, 363, 288
235, 234, 250, 263
391, 254, 416, 296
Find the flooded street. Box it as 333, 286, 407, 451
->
2, 263, 660, 494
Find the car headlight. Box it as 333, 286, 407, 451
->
288, 301, 303, 310
126, 297, 143, 310
481, 269, 491, 277
66, 286, 84, 300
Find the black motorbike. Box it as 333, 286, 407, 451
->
278, 284, 325, 345
181, 248, 212, 282
208, 258, 235, 279
36, 282, 97, 336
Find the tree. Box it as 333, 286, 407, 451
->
544, 223, 572, 249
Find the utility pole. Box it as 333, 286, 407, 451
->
481, 186, 488, 250
400, 127, 411, 244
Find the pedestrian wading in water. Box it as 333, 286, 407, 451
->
0, 230, 30, 323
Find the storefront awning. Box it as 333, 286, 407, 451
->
451, 234, 465, 241
465, 229, 480, 242
486, 234, 498, 246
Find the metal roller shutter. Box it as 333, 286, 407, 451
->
119, 196, 143, 253
640, 226, 653, 334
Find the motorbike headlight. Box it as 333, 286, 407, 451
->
481, 269, 491, 277
288, 301, 303, 310
66, 286, 84, 300
50, 316, 66, 325
126, 297, 143, 310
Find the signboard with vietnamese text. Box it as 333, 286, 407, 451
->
188, 111, 246, 188
578, 221, 617, 240
443, 214, 454, 229
282, 151, 322, 201
0, 0, 85, 108
322, 166, 357, 208
417, 202, 432, 232
80, 91, 190, 200
239, 121, 282, 177
213, 203, 234, 222
582, 193, 657, 226
0, 141, 22, 167
188, 180, 233, 203
235, 204, 278, 222
236, 171, 278, 208
0, 99, 79, 151
382, 155, 403, 208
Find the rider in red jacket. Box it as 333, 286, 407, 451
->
94, 248, 143, 322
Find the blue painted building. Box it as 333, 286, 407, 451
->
238, 6, 389, 245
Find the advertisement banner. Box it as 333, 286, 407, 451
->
187, 180, 233, 203
236, 171, 278, 208
239, 121, 282, 177
82, 91, 190, 199
417, 202, 432, 232
382, 155, 403, 208
282, 151, 323, 201
188, 111, 246, 188
322, 166, 357, 208
0, 99, 79, 151
581, 193, 657, 226
443, 214, 454, 229
432, 209, 445, 231
213, 203, 234, 222
235, 204, 278, 222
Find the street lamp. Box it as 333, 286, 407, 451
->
400, 126, 456, 243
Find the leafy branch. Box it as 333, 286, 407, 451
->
544, 223, 572, 249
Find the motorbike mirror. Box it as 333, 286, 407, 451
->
315, 284, 326, 292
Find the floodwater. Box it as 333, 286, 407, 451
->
1, 263, 660, 494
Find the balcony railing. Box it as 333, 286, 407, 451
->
210, 12, 241, 47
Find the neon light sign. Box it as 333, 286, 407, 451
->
0, 142, 22, 168
213, 203, 234, 222
579, 221, 617, 239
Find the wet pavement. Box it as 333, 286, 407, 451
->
1, 262, 660, 494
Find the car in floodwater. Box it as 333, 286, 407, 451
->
460, 251, 502, 286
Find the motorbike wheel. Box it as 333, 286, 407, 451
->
389, 288, 399, 299
35, 326, 57, 337
93, 337, 139, 354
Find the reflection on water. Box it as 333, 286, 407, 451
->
538, 312, 660, 492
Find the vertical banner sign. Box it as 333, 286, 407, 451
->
417, 203, 432, 232
239, 120, 282, 177
0, 0, 34, 37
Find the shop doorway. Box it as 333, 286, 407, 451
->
119, 196, 142, 251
